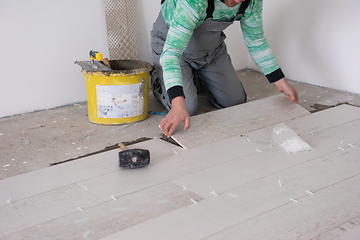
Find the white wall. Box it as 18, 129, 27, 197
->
0, 0, 247, 118
135, 0, 249, 70
1, 0, 359, 118
0, 0, 109, 118
224, 23, 249, 71
248, 0, 360, 94
136, 0, 160, 63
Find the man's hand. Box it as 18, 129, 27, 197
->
274, 78, 299, 104
160, 96, 190, 138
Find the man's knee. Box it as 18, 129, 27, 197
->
219, 91, 247, 108
185, 96, 198, 116
186, 103, 198, 116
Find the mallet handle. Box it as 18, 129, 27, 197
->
118, 143, 128, 151
103, 58, 111, 69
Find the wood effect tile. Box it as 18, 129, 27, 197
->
1, 184, 103, 235
2, 182, 202, 240
190, 135, 268, 164
318, 216, 360, 240
205, 174, 360, 240
76, 134, 302, 202
101, 219, 192, 240
239, 104, 360, 149
74, 149, 210, 201
170, 106, 360, 199
172, 95, 310, 149
197, 142, 360, 238
0, 151, 118, 206
284, 104, 360, 137
104, 162, 360, 240
99, 179, 291, 240
2, 105, 359, 239
311, 118, 360, 145
99, 197, 242, 240
0, 138, 180, 206
0, 206, 29, 236
263, 143, 360, 197
170, 133, 342, 198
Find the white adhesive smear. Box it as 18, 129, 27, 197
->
272, 123, 313, 153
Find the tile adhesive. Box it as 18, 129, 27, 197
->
76, 60, 152, 125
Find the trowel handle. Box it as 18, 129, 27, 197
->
118, 143, 128, 151
103, 58, 111, 69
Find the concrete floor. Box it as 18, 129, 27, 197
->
1, 69, 360, 180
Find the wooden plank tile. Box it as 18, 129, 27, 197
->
0, 184, 103, 235
190, 135, 270, 165
2, 182, 202, 240
171, 94, 310, 149
312, 118, 360, 146
170, 134, 341, 198
75, 134, 296, 201
74, 149, 210, 201
0, 206, 29, 236
100, 146, 360, 240
101, 219, 192, 240
113, 125, 359, 238
170, 106, 360, 198
2, 105, 359, 240
239, 104, 360, 150
318, 216, 360, 240
262, 142, 360, 197
198, 143, 360, 239
0, 138, 181, 206
205, 175, 360, 240
99, 179, 291, 240
0, 151, 118, 207
285, 104, 360, 137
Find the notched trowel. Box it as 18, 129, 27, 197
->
118, 143, 150, 168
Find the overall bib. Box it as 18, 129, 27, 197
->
151, 9, 247, 116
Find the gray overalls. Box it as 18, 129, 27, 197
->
150, 8, 247, 116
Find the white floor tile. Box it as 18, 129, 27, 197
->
205, 174, 360, 239
1, 184, 103, 234
2, 105, 360, 239
2, 182, 201, 240
0, 138, 180, 206
172, 95, 310, 149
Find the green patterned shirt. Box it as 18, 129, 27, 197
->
160, 0, 281, 91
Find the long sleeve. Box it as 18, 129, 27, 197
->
160, 0, 207, 100
240, 0, 284, 83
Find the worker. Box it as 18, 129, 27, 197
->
150, 0, 299, 137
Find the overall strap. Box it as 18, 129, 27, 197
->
238, 0, 251, 15
206, 0, 215, 18
207, 0, 251, 19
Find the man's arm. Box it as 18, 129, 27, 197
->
159, 1, 206, 137
240, 0, 298, 102
160, 0, 205, 99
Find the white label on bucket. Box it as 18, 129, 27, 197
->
96, 84, 144, 118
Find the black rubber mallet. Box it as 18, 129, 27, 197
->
118, 143, 150, 168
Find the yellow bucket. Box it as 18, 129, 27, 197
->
82, 60, 152, 125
